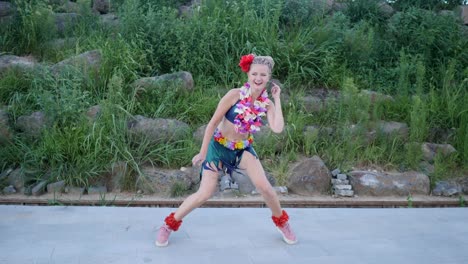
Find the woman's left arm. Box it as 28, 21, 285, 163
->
266, 83, 284, 133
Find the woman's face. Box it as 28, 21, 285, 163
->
248, 64, 270, 91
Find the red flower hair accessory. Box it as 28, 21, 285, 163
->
165, 212, 183, 231
239, 54, 255, 73
272, 210, 289, 227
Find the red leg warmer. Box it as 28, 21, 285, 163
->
271, 210, 289, 228
165, 212, 183, 231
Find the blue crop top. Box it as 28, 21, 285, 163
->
225, 100, 240, 123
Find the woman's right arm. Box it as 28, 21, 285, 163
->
192, 89, 239, 166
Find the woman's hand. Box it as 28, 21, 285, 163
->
270, 82, 281, 100
192, 153, 205, 166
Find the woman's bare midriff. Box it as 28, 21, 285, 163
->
217, 118, 250, 141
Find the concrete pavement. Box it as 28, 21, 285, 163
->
1, 206, 467, 264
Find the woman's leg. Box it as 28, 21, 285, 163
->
156, 168, 219, 247
173, 168, 219, 220
239, 151, 297, 244
238, 151, 282, 217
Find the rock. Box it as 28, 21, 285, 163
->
193, 124, 207, 144
133, 71, 194, 94
47, 180, 65, 194
65, 186, 86, 195
0, 14, 14, 27
0, 168, 13, 179
213, 188, 241, 198
349, 170, 430, 196
335, 189, 354, 197
0, 107, 12, 144
360, 90, 394, 104
0, 1, 13, 17
455, 177, 468, 194
459, 5, 468, 25
332, 1, 347, 12
127, 115, 190, 143
178, 5, 192, 18
254, 123, 288, 151
378, 1, 394, 17
48, 0, 67, 5
346, 124, 377, 144
301, 95, 323, 112
231, 170, 276, 195
303, 125, 334, 139
331, 168, 341, 177
51, 50, 102, 75
99, 13, 119, 29
137, 166, 192, 195
32, 181, 48, 196
54, 13, 79, 36
178, 0, 201, 17
108, 161, 129, 192
336, 174, 347, 180
16, 112, 48, 137
273, 186, 288, 194
419, 161, 435, 175
253, 185, 288, 195
310, 0, 334, 14
220, 174, 233, 191
180, 165, 202, 186
3, 185, 16, 194
88, 186, 107, 195
287, 155, 331, 195
23, 185, 33, 196
7, 168, 24, 190
432, 181, 462, 196
46, 38, 77, 50
428, 127, 456, 143
439, 10, 455, 17
60, 1, 80, 13
93, 0, 110, 14
0, 55, 37, 76
86, 105, 101, 121
376, 121, 409, 139
421, 143, 457, 162
332, 179, 349, 185
333, 184, 352, 190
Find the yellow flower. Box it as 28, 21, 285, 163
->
219, 138, 227, 145
235, 141, 243, 149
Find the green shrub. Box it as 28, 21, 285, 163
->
386, 8, 465, 74
343, 0, 388, 25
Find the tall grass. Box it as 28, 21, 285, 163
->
2, 0, 57, 55
0, 0, 467, 190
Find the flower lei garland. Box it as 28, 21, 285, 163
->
214, 129, 253, 150
234, 82, 270, 134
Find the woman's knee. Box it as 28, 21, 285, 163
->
256, 183, 275, 198
197, 188, 215, 202
196, 170, 218, 200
